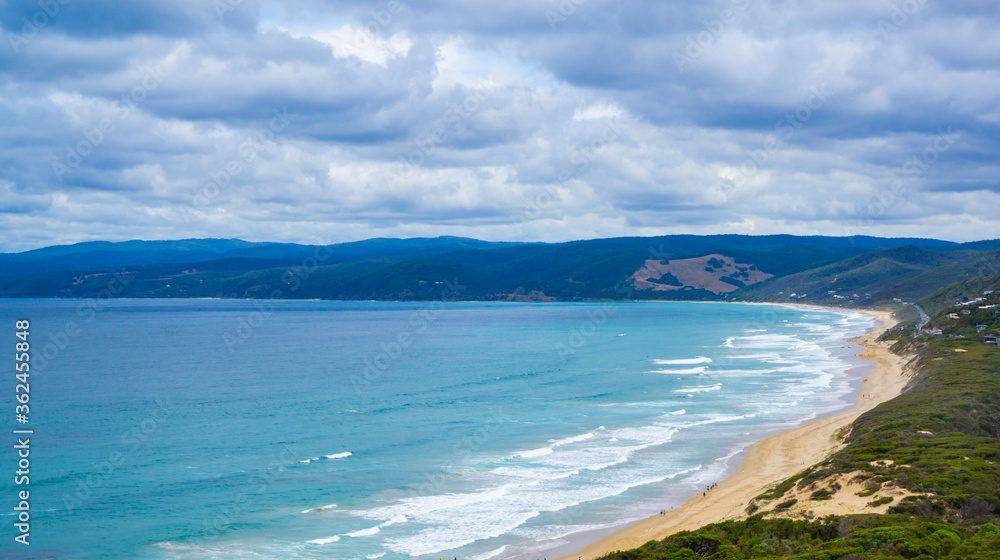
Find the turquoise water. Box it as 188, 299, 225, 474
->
0, 300, 873, 559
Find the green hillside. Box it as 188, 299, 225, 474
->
734, 248, 1000, 308
1, 235, 998, 303
918, 274, 1000, 317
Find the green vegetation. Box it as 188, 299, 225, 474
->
720, 276, 747, 288
810, 489, 834, 501
756, 469, 814, 502
801, 337, 1000, 515
2, 234, 995, 301
857, 484, 881, 498
600, 515, 1000, 559
918, 274, 1000, 317
868, 496, 894, 507
650, 272, 684, 287
736, 246, 1000, 309
600, 309, 1000, 560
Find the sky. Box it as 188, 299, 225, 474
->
0, 0, 998, 252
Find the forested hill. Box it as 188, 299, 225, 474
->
1, 234, 997, 305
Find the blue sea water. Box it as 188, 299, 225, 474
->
0, 300, 874, 560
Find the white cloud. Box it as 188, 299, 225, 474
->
573, 102, 624, 121
297, 25, 412, 65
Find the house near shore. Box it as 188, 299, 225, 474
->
986, 334, 1000, 346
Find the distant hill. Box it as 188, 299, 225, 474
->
734, 247, 1000, 307
0, 237, 522, 278
917, 273, 1000, 317
1, 235, 997, 305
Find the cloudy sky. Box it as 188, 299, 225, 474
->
1, 0, 998, 251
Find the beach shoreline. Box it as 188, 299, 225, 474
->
558, 305, 909, 560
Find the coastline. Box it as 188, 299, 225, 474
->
559, 306, 910, 560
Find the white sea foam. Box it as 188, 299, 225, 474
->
672, 383, 722, 394
647, 366, 707, 374
726, 353, 782, 360
551, 430, 599, 446
308, 535, 341, 544
652, 356, 713, 365
349, 421, 691, 556
325, 452, 353, 459
518, 446, 554, 458
346, 525, 382, 538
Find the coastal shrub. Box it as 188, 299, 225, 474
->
867, 496, 894, 507
719, 276, 746, 288
598, 514, 1000, 560
756, 469, 813, 501
775, 499, 797, 510
856, 484, 881, 497
650, 273, 683, 287
821, 338, 1000, 519
810, 489, 834, 501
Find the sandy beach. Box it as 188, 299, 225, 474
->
561, 307, 911, 560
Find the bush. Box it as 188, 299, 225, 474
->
810, 489, 834, 501
868, 496, 894, 507
856, 484, 881, 497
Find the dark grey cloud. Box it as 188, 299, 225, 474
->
0, 0, 998, 251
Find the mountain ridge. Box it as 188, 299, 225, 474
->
1, 235, 997, 306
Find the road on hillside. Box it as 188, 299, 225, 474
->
915, 304, 930, 332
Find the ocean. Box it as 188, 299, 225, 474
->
0, 300, 874, 559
